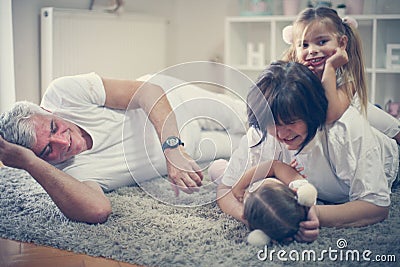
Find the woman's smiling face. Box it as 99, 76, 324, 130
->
267, 119, 308, 150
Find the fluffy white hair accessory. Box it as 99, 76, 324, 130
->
247, 229, 271, 246
297, 183, 318, 207
282, 25, 293, 45
289, 179, 318, 207
342, 16, 358, 29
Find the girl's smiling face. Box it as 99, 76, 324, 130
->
294, 22, 341, 79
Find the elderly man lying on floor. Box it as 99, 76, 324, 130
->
0, 72, 246, 223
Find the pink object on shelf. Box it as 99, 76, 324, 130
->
385, 100, 400, 119
346, 0, 364, 14
283, 0, 300, 16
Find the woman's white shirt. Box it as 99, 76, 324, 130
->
222, 106, 398, 206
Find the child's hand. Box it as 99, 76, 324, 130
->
326, 47, 348, 70
295, 206, 320, 243
302, 61, 316, 74
232, 186, 246, 203
290, 158, 307, 178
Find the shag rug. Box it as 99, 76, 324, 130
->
1, 166, 399, 267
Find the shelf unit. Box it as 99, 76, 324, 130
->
224, 14, 400, 107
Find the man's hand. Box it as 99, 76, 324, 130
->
164, 146, 203, 196
0, 135, 36, 170
295, 205, 320, 243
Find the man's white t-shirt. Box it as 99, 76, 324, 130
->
41, 73, 168, 191
41, 72, 248, 191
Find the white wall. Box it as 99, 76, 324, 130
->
1, 0, 16, 113
12, 0, 90, 104
11, 0, 400, 104
12, 0, 239, 104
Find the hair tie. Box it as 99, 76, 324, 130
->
289, 179, 318, 207
247, 229, 271, 246
288, 179, 309, 190
282, 25, 293, 45
342, 16, 358, 28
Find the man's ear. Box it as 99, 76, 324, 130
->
339, 35, 348, 50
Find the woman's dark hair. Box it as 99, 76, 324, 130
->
247, 61, 328, 153
243, 180, 308, 243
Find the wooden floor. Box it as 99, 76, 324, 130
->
0, 162, 141, 267
0, 238, 142, 267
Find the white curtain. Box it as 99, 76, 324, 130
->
0, 0, 16, 113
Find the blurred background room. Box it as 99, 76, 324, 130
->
2, 0, 400, 116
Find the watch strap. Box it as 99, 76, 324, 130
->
162, 136, 184, 152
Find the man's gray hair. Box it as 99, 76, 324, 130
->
0, 101, 49, 149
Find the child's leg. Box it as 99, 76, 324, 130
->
178, 85, 247, 134
147, 74, 247, 135
367, 102, 400, 144
393, 145, 400, 188
393, 133, 400, 146
208, 159, 228, 184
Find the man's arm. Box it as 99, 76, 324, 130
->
0, 136, 111, 223
101, 78, 203, 195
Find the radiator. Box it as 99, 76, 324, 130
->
40, 7, 167, 97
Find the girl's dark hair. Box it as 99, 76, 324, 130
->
243, 180, 308, 243
247, 61, 328, 153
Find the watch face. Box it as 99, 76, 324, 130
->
166, 137, 179, 146
162, 136, 183, 151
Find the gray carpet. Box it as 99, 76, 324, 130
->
0, 166, 399, 267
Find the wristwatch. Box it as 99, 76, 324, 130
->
162, 136, 184, 152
